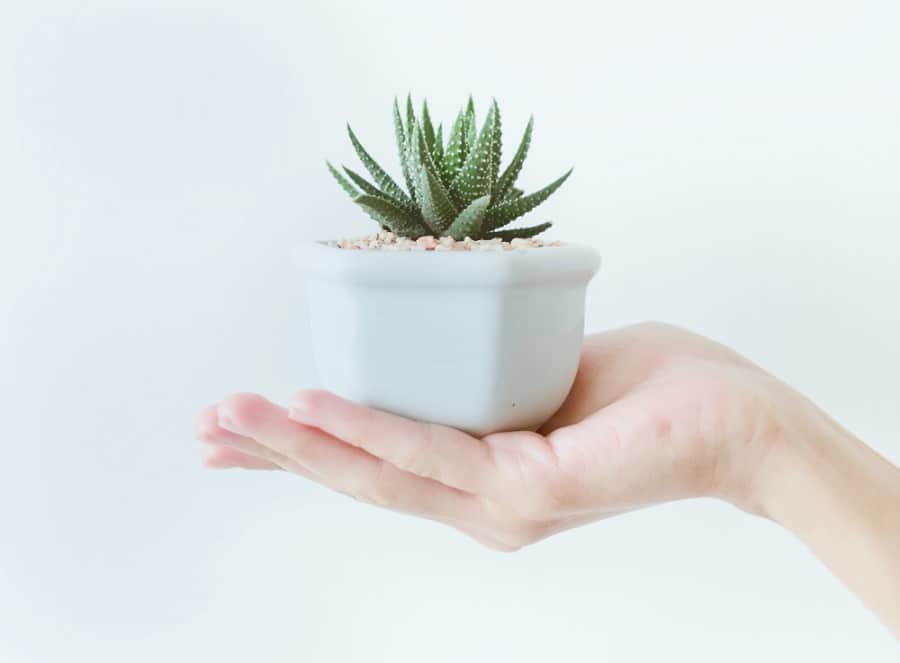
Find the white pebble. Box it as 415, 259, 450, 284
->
334, 231, 562, 251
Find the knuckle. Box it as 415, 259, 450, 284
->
495, 433, 573, 520
360, 461, 399, 509
400, 423, 438, 478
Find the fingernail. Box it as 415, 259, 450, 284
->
217, 405, 239, 432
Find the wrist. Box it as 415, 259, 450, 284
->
713, 383, 853, 520
747, 417, 847, 525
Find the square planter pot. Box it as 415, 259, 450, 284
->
295, 241, 601, 436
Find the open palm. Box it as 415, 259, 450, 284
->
197, 323, 784, 550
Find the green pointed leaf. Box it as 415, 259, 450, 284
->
393, 97, 417, 202
392, 96, 405, 143
484, 168, 572, 231
489, 99, 502, 188
406, 94, 416, 137
421, 100, 436, 153
493, 116, 533, 203
347, 125, 412, 205
450, 101, 498, 207
432, 123, 444, 170
354, 194, 427, 237
484, 222, 552, 240
326, 160, 360, 198
403, 95, 417, 192
421, 168, 457, 233
502, 186, 524, 201
445, 195, 490, 240
443, 110, 466, 182
341, 165, 407, 207
410, 125, 458, 234
463, 96, 476, 161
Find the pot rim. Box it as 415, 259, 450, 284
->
295, 240, 601, 287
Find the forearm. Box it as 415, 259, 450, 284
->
754, 414, 900, 637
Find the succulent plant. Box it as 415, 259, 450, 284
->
326, 95, 572, 240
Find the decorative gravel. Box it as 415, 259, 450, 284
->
335, 231, 562, 251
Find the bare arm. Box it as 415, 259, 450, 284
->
754, 410, 900, 635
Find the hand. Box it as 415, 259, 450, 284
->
197, 321, 900, 635
196, 322, 806, 550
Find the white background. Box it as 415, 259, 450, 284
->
2, 0, 899, 660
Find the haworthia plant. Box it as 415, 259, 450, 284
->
327, 95, 571, 240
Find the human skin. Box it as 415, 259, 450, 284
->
195, 322, 900, 637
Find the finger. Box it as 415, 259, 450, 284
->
217, 393, 485, 523
200, 400, 520, 548
195, 403, 225, 440
197, 403, 308, 473
286, 390, 496, 494
207, 398, 560, 552
201, 442, 281, 470
197, 403, 273, 451
203, 430, 517, 551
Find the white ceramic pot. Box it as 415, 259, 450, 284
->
295, 241, 601, 436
